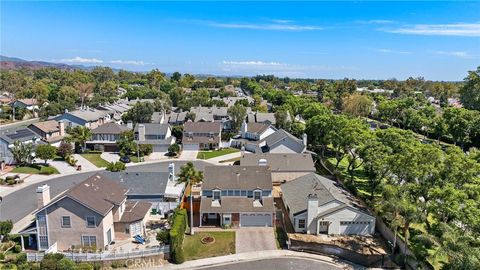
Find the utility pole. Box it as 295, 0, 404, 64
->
189, 177, 194, 235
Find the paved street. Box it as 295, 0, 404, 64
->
198, 258, 346, 270
0, 160, 209, 224
235, 227, 277, 253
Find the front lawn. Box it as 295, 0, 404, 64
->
80, 153, 109, 167
183, 231, 236, 261
197, 148, 240, 160
11, 164, 59, 175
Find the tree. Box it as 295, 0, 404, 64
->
459, 66, 480, 111
66, 126, 92, 152
306, 112, 333, 157
274, 107, 291, 130
227, 104, 247, 132
35, 144, 57, 164
75, 82, 94, 109
168, 143, 180, 154
106, 161, 126, 172
171, 72, 182, 82
359, 138, 392, 201
178, 162, 203, 185
57, 142, 73, 159
117, 130, 137, 156
0, 220, 13, 238
301, 103, 330, 120
342, 93, 373, 117
122, 101, 155, 124
11, 140, 34, 166
443, 108, 477, 149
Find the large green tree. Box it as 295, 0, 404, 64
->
460, 66, 480, 111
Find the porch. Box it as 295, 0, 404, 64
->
199, 213, 240, 228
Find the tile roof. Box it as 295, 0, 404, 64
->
29, 120, 59, 133
203, 166, 272, 190
240, 153, 315, 172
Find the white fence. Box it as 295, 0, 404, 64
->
27, 245, 169, 262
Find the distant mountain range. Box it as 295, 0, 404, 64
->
0, 55, 113, 71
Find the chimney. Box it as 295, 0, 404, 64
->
240, 120, 247, 138
302, 133, 307, 147
64, 109, 69, 113
127, 121, 133, 129
58, 120, 65, 136
306, 194, 318, 234
36, 184, 50, 209
168, 163, 175, 181
258, 158, 267, 166
138, 124, 145, 141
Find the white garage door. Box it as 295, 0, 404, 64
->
183, 143, 199, 151
240, 213, 272, 227
339, 221, 371, 235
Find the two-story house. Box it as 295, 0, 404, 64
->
55, 108, 111, 129
86, 122, 131, 152
190, 106, 231, 130
28, 120, 66, 147
182, 122, 222, 151
199, 166, 275, 227
134, 123, 175, 153
32, 174, 151, 251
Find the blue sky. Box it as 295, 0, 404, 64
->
1, 1, 479, 80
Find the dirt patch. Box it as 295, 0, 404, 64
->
288, 233, 389, 255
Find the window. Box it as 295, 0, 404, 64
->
221, 190, 228, 196
253, 190, 262, 201
61, 216, 71, 228
39, 236, 49, 250
241, 190, 247, 196
227, 190, 234, 196
234, 190, 241, 196
247, 191, 253, 198
213, 190, 221, 201
82, 235, 97, 247
86, 216, 96, 228
224, 217, 230, 222
298, 219, 306, 229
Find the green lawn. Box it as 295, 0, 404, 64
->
183, 231, 236, 261
197, 148, 240, 160
80, 153, 109, 167
11, 164, 59, 174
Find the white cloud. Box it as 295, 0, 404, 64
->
385, 23, 480, 37
375, 48, 411, 54
222, 60, 287, 66
206, 21, 322, 31
270, 19, 293, 24
358, 19, 396, 24
59, 56, 103, 63
435, 51, 475, 59
109, 60, 147, 65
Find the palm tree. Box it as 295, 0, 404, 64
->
66, 126, 92, 151
177, 162, 203, 235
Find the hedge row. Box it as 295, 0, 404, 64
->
169, 208, 188, 264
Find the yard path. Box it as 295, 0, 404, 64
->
73, 154, 97, 170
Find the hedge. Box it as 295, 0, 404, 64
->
169, 208, 188, 264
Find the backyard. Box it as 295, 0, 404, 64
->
183, 231, 236, 261
196, 148, 239, 160
80, 153, 110, 167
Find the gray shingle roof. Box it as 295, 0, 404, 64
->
134, 123, 169, 135
240, 153, 315, 172
260, 129, 305, 153
119, 201, 152, 223
91, 122, 130, 134
0, 128, 41, 144
281, 173, 364, 216
200, 197, 274, 213
67, 109, 108, 122
203, 166, 272, 190
184, 122, 221, 133
102, 172, 170, 196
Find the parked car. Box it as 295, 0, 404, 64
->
119, 156, 131, 163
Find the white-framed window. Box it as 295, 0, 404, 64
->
213, 190, 221, 201
39, 236, 49, 250
253, 190, 262, 201
86, 216, 96, 228
298, 219, 306, 229
81, 235, 97, 247
61, 216, 71, 228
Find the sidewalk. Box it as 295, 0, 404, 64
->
155, 250, 360, 270
204, 152, 241, 165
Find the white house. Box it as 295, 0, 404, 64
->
281, 173, 375, 235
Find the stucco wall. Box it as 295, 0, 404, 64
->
322, 208, 375, 235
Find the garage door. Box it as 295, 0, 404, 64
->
153, 145, 168, 152
183, 143, 199, 151
240, 213, 272, 227
339, 221, 371, 235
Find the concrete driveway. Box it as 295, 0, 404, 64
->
179, 150, 198, 160
235, 227, 277, 253
101, 152, 120, 163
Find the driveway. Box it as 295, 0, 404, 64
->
235, 227, 277, 253
101, 152, 120, 163
179, 150, 198, 160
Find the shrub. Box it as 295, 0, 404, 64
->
0, 253, 5, 260
168, 143, 180, 154
66, 155, 77, 166
40, 258, 58, 270
7, 179, 16, 185
57, 257, 76, 270
156, 230, 170, 244
16, 252, 27, 264
170, 208, 187, 264
57, 142, 73, 159
14, 244, 22, 253
39, 166, 57, 175
76, 262, 94, 270
0, 220, 13, 236
106, 161, 126, 172
138, 144, 153, 156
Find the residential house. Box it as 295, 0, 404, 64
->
0, 128, 44, 164
103, 163, 185, 214
97, 101, 132, 124
55, 108, 111, 129
86, 122, 131, 152
245, 129, 307, 154
281, 173, 375, 235
166, 111, 187, 125
246, 112, 291, 126
240, 122, 276, 141
151, 111, 166, 124
10, 98, 39, 113
134, 123, 175, 152
32, 174, 151, 251
199, 166, 275, 227
182, 122, 222, 151
240, 153, 316, 184
28, 120, 66, 147
190, 106, 231, 130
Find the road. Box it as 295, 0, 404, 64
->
0, 160, 210, 223
198, 258, 346, 270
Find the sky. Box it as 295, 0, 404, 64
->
1, 1, 479, 80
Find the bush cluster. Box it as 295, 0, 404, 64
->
169, 208, 188, 264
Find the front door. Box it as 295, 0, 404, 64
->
318, 221, 329, 234
223, 213, 232, 226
